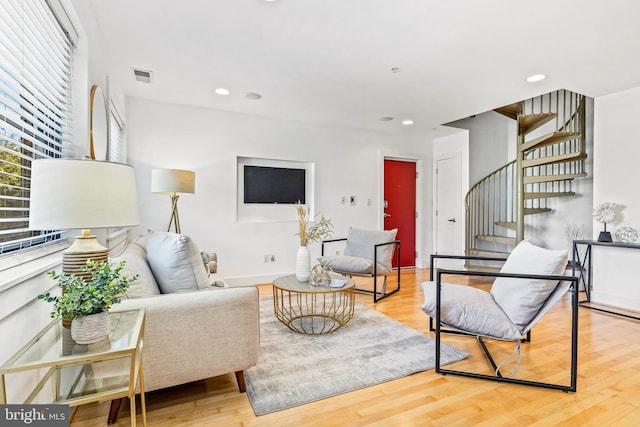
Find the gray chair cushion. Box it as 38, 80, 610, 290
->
317, 255, 393, 275
145, 231, 210, 294
343, 227, 398, 270
490, 241, 568, 330
421, 281, 522, 341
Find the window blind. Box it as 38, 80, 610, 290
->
106, 103, 127, 250
0, 0, 74, 254
109, 103, 124, 163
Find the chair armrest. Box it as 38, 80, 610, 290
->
321, 238, 347, 256
435, 268, 576, 283
111, 286, 259, 392
373, 240, 400, 276
429, 253, 508, 280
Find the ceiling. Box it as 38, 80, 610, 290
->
88, 0, 640, 134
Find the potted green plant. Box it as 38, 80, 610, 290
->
38, 259, 137, 344
294, 203, 333, 282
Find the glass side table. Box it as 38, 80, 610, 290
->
0, 309, 146, 427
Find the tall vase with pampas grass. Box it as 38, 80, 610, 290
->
294, 203, 333, 282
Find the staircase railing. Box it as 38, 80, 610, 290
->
465, 160, 516, 255
465, 89, 586, 258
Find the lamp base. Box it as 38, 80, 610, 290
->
62, 230, 108, 280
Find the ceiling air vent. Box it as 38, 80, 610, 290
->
132, 68, 153, 84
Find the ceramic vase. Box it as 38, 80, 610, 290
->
296, 245, 311, 282
71, 310, 111, 344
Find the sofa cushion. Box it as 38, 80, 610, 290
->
490, 241, 568, 330
146, 231, 210, 293
111, 241, 161, 299
421, 281, 522, 341
344, 228, 398, 270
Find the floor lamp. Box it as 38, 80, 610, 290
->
28, 159, 140, 280
151, 169, 195, 234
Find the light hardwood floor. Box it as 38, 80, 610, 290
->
73, 269, 640, 426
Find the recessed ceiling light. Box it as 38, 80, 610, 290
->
526, 74, 546, 83
402, 119, 415, 126
379, 116, 394, 122
245, 92, 262, 100
214, 88, 230, 95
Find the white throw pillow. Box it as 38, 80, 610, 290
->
145, 231, 210, 293
490, 241, 568, 330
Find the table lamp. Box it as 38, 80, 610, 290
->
28, 159, 140, 279
151, 168, 195, 234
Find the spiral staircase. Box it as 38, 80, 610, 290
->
465, 89, 587, 264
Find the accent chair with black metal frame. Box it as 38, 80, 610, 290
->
319, 227, 400, 303
421, 241, 579, 392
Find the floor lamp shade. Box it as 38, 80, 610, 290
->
151, 169, 195, 234
29, 159, 140, 278
151, 169, 195, 195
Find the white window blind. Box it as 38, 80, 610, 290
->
106, 103, 127, 250
109, 103, 124, 163
0, 0, 74, 254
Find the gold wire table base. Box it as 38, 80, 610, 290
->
273, 275, 355, 335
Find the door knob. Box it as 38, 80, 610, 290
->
384, 213, 391, 218
448, 218, 456, 223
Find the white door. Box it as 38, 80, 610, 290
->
435, 154, 463, 267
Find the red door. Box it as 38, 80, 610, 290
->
383, 160, 416, 268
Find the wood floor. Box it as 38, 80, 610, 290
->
72, 268, 640, 426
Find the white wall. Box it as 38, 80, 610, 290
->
446, 112, 513, 185
592, 86, 640, 310
126, 98, 433, 284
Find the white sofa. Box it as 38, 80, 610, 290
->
109, 231, 260, 421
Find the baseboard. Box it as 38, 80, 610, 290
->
223, 272, 291, 287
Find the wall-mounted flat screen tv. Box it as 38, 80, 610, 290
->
243, 165, 306, 204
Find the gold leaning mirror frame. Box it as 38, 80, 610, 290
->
89, 85, 108, 160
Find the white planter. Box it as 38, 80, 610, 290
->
71, 310, 111, 344
296, 245, 311, 282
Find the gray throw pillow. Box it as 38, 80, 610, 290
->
344, 228, 398, 270
145, 230, 210, 294
490, 241, 568, 330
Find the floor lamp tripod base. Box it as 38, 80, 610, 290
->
167, 193, 182, 234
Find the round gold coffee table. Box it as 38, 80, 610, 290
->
273, 274, 356, 334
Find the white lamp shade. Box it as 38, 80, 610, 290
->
151, 169, 195, 194
28, 159, 140, 230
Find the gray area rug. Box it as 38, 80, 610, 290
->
245, 298, 468, 416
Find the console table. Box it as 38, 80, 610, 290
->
572, 239, 640, 321
0, 309, 147, 427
